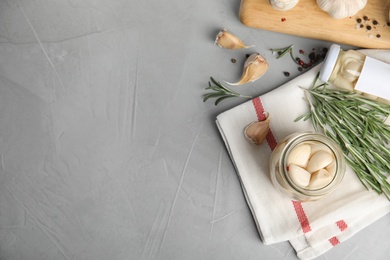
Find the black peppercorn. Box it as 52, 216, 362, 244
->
373, 20, 378, 25
309, 52, 316, 61
366, 25, 372, 30
283, 71, 290, 77
231, 58, 236, 63
376, 34, 381, 38
357, 18, 362, 23
363, 16, 368, 21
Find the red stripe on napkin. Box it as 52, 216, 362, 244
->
252, 98, 277, 150
336, 220, 348, 231
252, 97, 311, 234
326, 220, 347, 248
252, 98, 267, 121
292, 201, 312, 233
329, 236, 340, 246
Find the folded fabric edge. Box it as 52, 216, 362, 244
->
289, 206, 390, 260
215, 118, 267, 243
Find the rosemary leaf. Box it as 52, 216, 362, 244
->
215, 96, 234, 105
203, 77, 253, 105
270, 45, 293, 59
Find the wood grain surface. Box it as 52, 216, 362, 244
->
239, 0, 390, 49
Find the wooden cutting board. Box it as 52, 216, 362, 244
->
239, 0, 390, 49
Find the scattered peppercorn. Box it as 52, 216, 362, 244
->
273, 45, 328, 73
309, 52, 316, 61
231, 58, 236, 63
360, 24, 364, 28
363, 16, 368, 21
366, 25, 372, 30
373, 20, 378, 25
357, 18, 362, 23
376, 34, 381, 38
283, 71, 290, 77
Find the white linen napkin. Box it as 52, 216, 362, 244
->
216, 50, 390, 260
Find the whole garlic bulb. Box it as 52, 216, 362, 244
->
269, 0, 300, 11
316, 0, 367, 19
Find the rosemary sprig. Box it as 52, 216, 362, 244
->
203, 77, 253, 105
296, 74, 390, 200
270, 45, 300, 65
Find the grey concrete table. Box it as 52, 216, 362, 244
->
0, 1, 388, 259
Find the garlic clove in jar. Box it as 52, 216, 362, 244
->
325, 160, 337, 176
244, 114, 270, 145
227, 53, 269, 85
287, 144, 311, 168
308, 142, 332, 155
288, 164, 311, 187
306, 150, 334, 173
316, 0, 368, 19
215, 29, 253, 50
309, 168, 333, 189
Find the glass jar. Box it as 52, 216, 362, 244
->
319, 44, 390, 104
269, 132, 346, 202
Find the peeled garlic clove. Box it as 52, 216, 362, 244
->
287, 144, 311, 168
306, 150, 333, 173
215, 29, 253, 50
308, 142, 332, 155
227, 53, 269, 85
325, 160, 337, 176
288, 164, 311, 187
244, 114, 270, 145
309, 169, 333, 189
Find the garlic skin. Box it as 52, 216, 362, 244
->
316, 0, 368, 19
227, 53, 269, 85
269, 0, 299, 11
215, 29, 253, 50
244, 113, 270, 145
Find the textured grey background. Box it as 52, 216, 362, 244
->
0, 0, 388, 259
